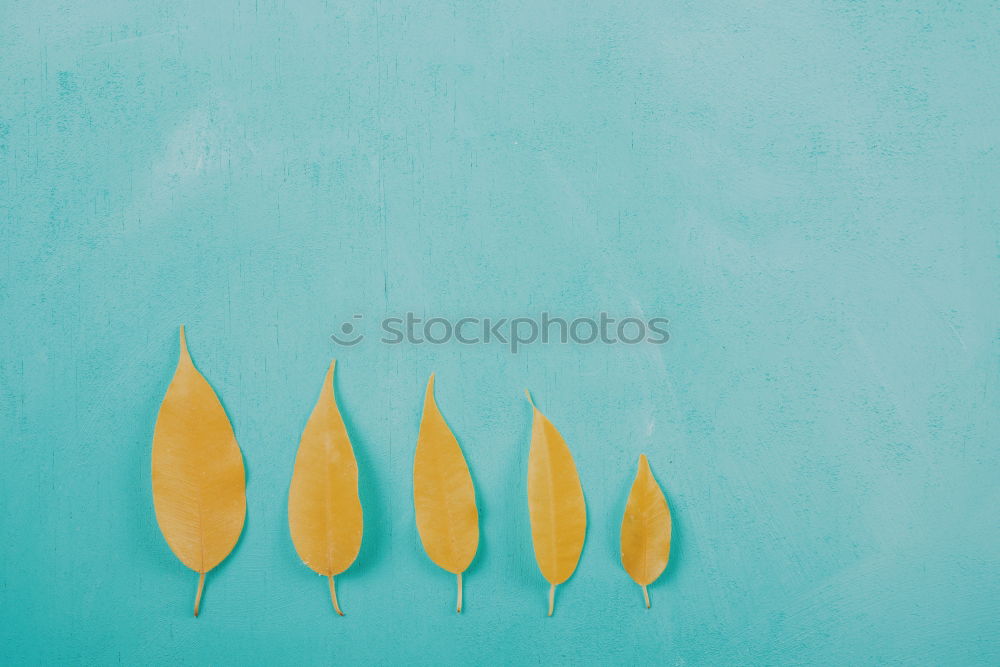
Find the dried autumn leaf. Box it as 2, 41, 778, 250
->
288, 361, 363, 616
620, 454, 671, 608
152, 327, 246, 616
525, 392, 586, 616
413, 374, 478, 613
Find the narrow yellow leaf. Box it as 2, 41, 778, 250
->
152, 326, 246, 616
413, 374, 479, 612
525, 391, 586, 616
620, 454, 671, 608
288, 361, 363, 616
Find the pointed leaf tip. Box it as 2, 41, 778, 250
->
178, 325, 190, 360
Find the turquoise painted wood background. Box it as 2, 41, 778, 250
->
2, 1, 998, 664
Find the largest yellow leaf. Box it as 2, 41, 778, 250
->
525, 392, 586, 616
288, 360, 363, 616
152, 327, 246, 616
620, 454, 671, 608
413, 374, 478, 613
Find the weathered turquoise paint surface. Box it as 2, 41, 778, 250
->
1, 1, 998, 664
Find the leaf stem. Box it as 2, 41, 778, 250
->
642, 585, 650, 609
329, 575, 344, 616
548, 584, 556, 617
456, 572, 463, 613
194, 572, 205, 617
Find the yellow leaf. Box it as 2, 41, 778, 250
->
620, 454, 671, 608
152, 327, 246, 616
288, 360, 363, 616
413, 374, 478, 612
525, 392, 586, 616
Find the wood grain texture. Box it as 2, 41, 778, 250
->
3, 0, 997, 662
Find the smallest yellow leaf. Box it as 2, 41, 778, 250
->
620, 454, 671, 608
